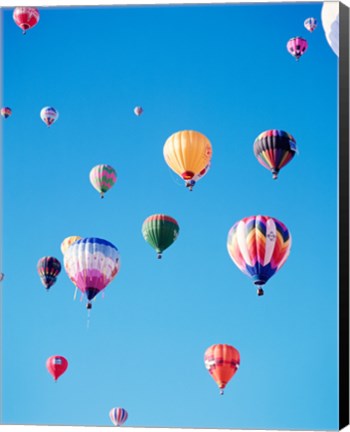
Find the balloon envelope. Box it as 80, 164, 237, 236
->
227, 215, 292, 295
253, 130, 297, 179
321, 2, 339, 56
304, 17, 317, 32
89, 164, 117, 198
37, 256, 61, 290
142, 214, 180, 258
13, 7, 40, 33
40, 107, 59, 127
286, 36, 308, 60
163, 130, 212, 183
134, 106, 143, 116
61, 236, 82, 255
204, 344, 240, 395
109, 408, 128, 426
46, 355, 68, 381
1, 107, 12, 119
64, 237, 120, 307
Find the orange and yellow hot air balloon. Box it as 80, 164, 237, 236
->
204, 343, 240, 395
163, 130, 212, 189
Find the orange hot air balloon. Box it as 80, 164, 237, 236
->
204, 344, 240, 395
163, 130, 212, 186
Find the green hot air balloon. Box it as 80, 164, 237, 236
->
142, 214, 179, 259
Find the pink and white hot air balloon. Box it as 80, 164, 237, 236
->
287, 37, 308, 61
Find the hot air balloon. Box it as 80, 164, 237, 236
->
109, 408, 128, 427
37, 256, 61, 290
40, 107, 59, 127
287, 37, 308, 60
46, 355, 68, 381
185, 163, 210, 191
321, 2, 339, 56
61, 236, 82, 255
142, 214, 179, 259
253, 130, 297, 179
1, 107, 12, 119
304, 17, 317, 32
163, 130, 212, 189
0, 273, 4, 282
13, 7, 40, 34
204, 344, 240, 395
89, 164, 117, 198
134, 106, 143, 116
64, 237, 120, 309
227, 215, 292, 296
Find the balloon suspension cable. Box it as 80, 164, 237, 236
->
73, 286, 78, 301
80, 293, 83, 302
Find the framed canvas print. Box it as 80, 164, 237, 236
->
0, 1, 349, 432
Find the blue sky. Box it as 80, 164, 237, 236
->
1, 2, 340, 430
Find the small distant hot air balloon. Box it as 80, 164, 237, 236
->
89, 164, 117, 199
0, 273, 4, 282
142, 214, 180, 259
109, 408, 128, 427
227, 215, 292, 296
163, 130, 212, 190
40, 107, 59, 127
1, 107, 12, 119
253, 130, 297, 179
134, 106, 143, 116
287, 37, 308, 60
64, 237, 120, 309
61, 236, 82, 255
304, 17, 317, 32
46, 355, 68, 381
204, 344, 240, 395
37, 257, 61, 291
185, 163, 210, 191
13, 7, 40, 34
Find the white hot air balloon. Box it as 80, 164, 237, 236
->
321, 2, 339, 56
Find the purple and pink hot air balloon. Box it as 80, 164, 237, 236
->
287, 37, 308, 61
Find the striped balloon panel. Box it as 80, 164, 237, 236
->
109, 407, 128, 426
163, 130, 212, 180
204, 344, 240, 390
89, 164, 117, 194
304, 17, 317, 32
63, 238, 120, 299
61, 236, 82, 255
13, 7, 40, 31
286, 37, 308, 59
142, 214, 179, 254
227, 215, 291, 285
253, 130, 297, 174
1, 107, 12, 118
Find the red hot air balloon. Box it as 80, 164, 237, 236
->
204, 344, 240, 395
46, 355, 68, 381
13, 7, 40, 34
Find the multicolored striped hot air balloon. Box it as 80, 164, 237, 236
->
304, 17, 317, 32
253, 130, 297, 179
37, 256, 61, 291
142, 214, 179, 259
109, 407, 128, 427
40, 107, 59, 127
163, 130, 212, 189
287, 36, 308, 60
13, 7, 40, 34
63, 237, 120, 309
227, 215, 292, 296
204, 344, 240, 395
89, 164, 117, 198
1, 107, 12, 119
46, 355, 68, 381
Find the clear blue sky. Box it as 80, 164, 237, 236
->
1, 2, 339, 430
